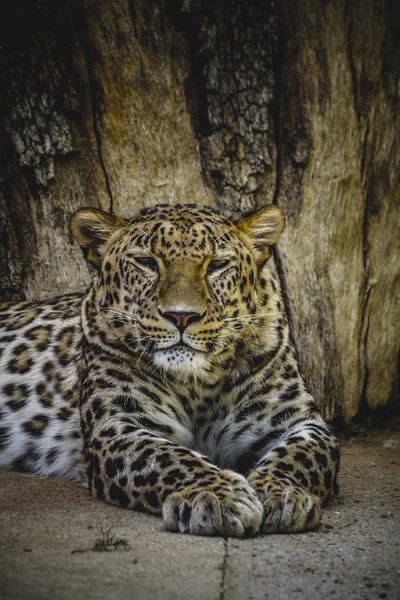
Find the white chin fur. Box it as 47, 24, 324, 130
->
152, 346, 209, 375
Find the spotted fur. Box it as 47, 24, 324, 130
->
0, 203, 339, 536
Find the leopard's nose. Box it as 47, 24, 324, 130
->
158, 309, 205, 334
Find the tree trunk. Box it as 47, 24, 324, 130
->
0, 0, 398, 422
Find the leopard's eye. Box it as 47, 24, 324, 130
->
134, 256, 159, 272
207, 259, 231, 274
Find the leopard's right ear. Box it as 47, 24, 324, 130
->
70, 207, 127, 269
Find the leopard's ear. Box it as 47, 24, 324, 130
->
236, 205, 285, 265
71, 207, 127, 269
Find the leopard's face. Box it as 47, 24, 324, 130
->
72, 204, 285, 376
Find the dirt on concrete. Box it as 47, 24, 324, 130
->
1, 428, 399, 600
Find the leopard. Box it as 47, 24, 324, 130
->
0, 203, 339, 536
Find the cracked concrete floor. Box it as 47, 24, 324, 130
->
1, 428, 399, 600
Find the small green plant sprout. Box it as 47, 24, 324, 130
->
72, 527, 130, 554
91, 527, 130, 552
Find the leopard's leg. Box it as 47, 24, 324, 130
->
223, 385, 339, 535
85, 415, 263, 537
245, 418, 339, 533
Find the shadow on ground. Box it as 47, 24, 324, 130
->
1, 429, 399, 600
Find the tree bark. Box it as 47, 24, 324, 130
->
0, 0, 398, 422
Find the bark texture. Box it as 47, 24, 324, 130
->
0, 0, 398, 421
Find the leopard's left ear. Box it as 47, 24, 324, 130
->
70, 207, 128, 269
236, 205, 285, 265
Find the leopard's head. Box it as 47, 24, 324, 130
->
71, 204, 285, 377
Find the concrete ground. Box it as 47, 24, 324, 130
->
1, 428, 399, 600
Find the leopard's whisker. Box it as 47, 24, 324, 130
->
126, 223, 151, 238
223, 312, 283, 321
213, 226, 236, 242
100, 307, 140, 319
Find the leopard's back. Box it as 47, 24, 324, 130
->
0, 294, 85, 481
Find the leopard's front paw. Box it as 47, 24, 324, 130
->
162, 470, 263, 537
257, 482, 320, 533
